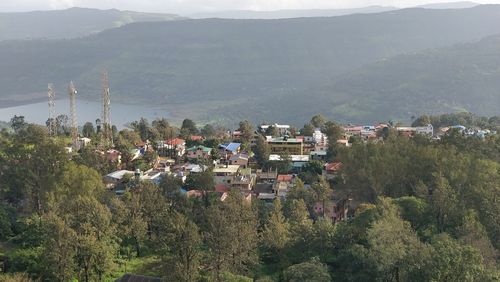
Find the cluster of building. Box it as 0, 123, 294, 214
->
100, 123, 349, 223
92, 119, 499, 224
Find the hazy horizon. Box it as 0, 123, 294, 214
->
1, 0, 499, 14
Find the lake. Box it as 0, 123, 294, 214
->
0, 99, 169, 129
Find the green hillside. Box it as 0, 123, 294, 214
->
1, 6, 500, 125
303, 34, 500, 123
0, 7, 183, 41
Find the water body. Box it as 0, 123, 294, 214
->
0, 99, 169, 129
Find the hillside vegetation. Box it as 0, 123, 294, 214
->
1, 6, 500, 125
0, 7, 183, 41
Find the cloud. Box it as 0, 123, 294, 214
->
0, 0, 499, 14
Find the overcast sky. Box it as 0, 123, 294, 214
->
1, 0, 499, 14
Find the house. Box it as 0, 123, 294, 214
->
190, 135, 205, 142
343, 126, 363, 136
267, 136, 304, 155
254, 182, 276, 201
274, 174, 295, 197
231, 172, 256, 191
106, 149, 122, 165
130, 148, 143, 161
256, 170, 278, 184
229, 153, 249, 168
219, 143, 241, 159
324, 162, 343, 180
162, 138, 186, 157
259, 124, 290, 136
310, 150, 327, 161
231, 130, 243, 141
396, 124, 434, 137
155, 156, 174, 171
312, 129, 328, 149
186, 145, 212, 160
220, 191, 252, 203
77, 137, 92, 148
269, 154, 310, 170
186, 190, 204, 198
313, 198, 349, 224
104, 170, 135, 188
213, 164, 240, 189
136, 169, 163, 185
336, 139, 350, 147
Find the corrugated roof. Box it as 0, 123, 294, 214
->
220, 143, 241, 153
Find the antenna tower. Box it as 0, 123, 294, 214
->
47, 83, 56, 136
101, 71, 112, 146
68, 81, 78, 147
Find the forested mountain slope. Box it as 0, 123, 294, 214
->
2, 6, 500, 124
0, 7, 183, 41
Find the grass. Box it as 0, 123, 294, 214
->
105, 255, 163, 281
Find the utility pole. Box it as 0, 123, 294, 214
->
68, 81, 78, 148
47, 83, 56, 136
101, 71, 112, 147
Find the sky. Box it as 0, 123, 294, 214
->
1, 0, 500, 14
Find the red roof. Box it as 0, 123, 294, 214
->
190, 135, 204, 141
325, 162, 343, 172
166, 138, 185, 146
215, 184, 229, 193
186, 190, 203, 198
277, 175, 293, 182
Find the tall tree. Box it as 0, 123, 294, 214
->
181, 119, 199, 137
253, 135, 270, 168
161, 212, 201, 282
310, 115, 326, 129
82, 122, 95, 138
260, 198, 290, 264
205, 191, 258, 280
238, 120, 254, 144
41, 213, 76, 282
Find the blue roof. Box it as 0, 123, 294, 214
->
220, 142, 241, 153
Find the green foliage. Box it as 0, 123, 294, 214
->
6, 8, 500, 124
283, 257, 331, 282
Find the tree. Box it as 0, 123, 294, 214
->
181, 119, 199, 137
424, 234, 487, 282
67, 196, 117, 282
238, 120, 254, 144
161, 212, 201, 282
310, 178, 332, 218
260, 198, 290, 264
205, 191, 258, 280
456, 210, 498, 267
430, 175, 460, 233
41, 213, 76, 282
55, 114, 70, 136
283, 257, 331, 282
300, 123, 314, 136
322, 121, 343, 140
130, 118, 151, 141
82, 122, 95, 138
310, 115, 326, 129
265, 125, 278, 137
286, 199, 314, 263
152, 118, 176, 139
366, 198, 429, 282
201, 124, 216, 138
253, 135, 270, 167
10, 115, 27, 132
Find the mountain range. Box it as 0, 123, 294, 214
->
0, 7, 183, 41
0, 5, 499, 125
